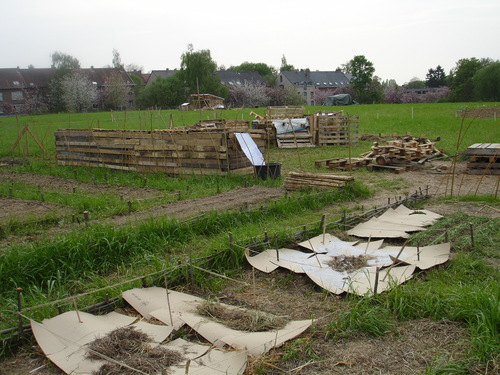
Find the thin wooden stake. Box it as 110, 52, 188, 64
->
164, 276, 174, 326
72, 297, 83, 323
373, 267, 380, 296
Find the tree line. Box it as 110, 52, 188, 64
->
18, 46, 500, 113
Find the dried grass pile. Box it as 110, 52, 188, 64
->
327, 254, 374, 272
197, 301, 288, 332
86, 326, 184, 375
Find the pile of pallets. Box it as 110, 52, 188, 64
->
315, 157, 371, 171
465, 143, 500, 175
55, 128, 266, 175
284, 172, 354, 191
312, 112, 359, 146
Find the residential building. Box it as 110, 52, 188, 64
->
0, 67, 136, 114
278, 69, 351, 105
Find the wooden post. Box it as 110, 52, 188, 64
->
128, 200, 132, 213
274, 233, 279, 261
83, 211, 89, 225
373, 268, 380, 296
228, 232, 233, 250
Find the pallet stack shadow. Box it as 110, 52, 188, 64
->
55, 121, 266, 175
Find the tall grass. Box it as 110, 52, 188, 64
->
0, 182, 368, 330
325, 213, 500, 372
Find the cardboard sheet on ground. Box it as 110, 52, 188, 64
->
246, 233, 450, 296
234, 132, 265, 166
122, 287, 203, 329
179, 312, 312, 355
348, 205, 442, 238
31, 311, 173, 375
160, 338, 247, 375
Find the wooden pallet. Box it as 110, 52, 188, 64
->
284, 171, 354, 191
465, 143, 500, 175
276, 129, 314, 148
315, 157, 371, 171
314, 114, 359, 146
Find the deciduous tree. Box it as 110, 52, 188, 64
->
61, 71, 97, 112
348, 55, 376, 103
179, 44, 227, 97
473, 62, 500, 101
48, 51, 81, 112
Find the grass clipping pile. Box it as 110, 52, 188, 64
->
85, 326, 184, 375
197, 301, 288, 332
327, 254, 374, 272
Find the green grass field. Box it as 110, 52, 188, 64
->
1, 102, 498, 159
0, 103, 498, 373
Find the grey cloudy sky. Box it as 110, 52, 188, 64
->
2, 0, 499, 84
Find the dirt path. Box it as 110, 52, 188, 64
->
0, 171, 165, 200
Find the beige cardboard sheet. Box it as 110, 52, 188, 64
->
122, 287, 203, 329
348, 205, 442, 239
179, 312, 312, 355
162, 338, 247, 375
246, 233, 450, 296
31, 311, 172, 375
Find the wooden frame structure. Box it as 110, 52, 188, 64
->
55, 127, 266, 175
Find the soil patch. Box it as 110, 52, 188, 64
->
0, 171, 164, 200
108, 185, 284, 225
0, 197, 72, 225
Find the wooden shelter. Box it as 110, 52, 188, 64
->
180, 94, 225, 111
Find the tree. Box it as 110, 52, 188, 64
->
112, 49, 123, 69
137, 75, 186, 109
226, 82, 270, 108
48, 51, 81, 112
61, 71, 97, 112
280, 55, 295, 72
102, 71, 128, 110
448, 57, 489, 102
425, 65, 446, 88
406, 77, 425, 89
178, 44, 227, 97
229, 62, 277, 85
473, 62, 500, 101
348, 55, 376, 103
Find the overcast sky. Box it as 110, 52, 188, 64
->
2, 0, 499, 85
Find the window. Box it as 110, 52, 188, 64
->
11, 91, 23, 101
0, 92, 3, 101
13, 81, 20, 86
303, 92, 307, 97
310, 92, 314, 98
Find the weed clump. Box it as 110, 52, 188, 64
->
196, 301, 288, 332
86, 326, 184, 375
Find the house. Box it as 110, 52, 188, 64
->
216, 70, 268, 87
278, 69, 351, 105
145, 69, 179, 87
0, 68, 52, 114
0, 67, 136, 114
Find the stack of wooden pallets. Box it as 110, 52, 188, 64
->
312, 113, 359, 146
465, 143, 500, 175
55, 128, 266, 175
284, 172, 354, 191
314, 157, 371, 171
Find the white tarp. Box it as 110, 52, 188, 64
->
234, 132, 265, 166
272, 118, 309, 135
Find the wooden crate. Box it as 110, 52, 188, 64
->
55, 128, 266, 175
